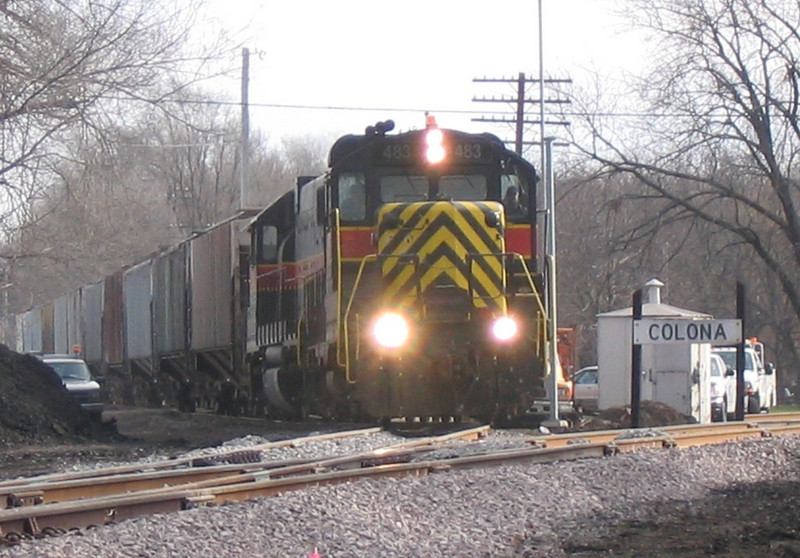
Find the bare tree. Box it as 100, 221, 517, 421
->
0, 0, 236, 246
4, 97, 330, 314
566, 0, 800, 377
137, 101, 329, 236
136, 95, 242, 234
9, 131, 183, 310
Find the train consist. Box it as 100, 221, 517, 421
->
12, 117, 559, 423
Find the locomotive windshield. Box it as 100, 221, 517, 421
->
379, 174, 487, 202
338, 171, 492, 223
436, 175, 488, 200
380, 175, 427, 202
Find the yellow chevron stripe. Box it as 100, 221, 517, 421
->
383, 259, 417, 299
381, 204, 502, 251
379, 206, 503, 273
377, 202, 507, 311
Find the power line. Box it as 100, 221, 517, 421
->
102, 95, 482, 115
98, 94, 743, 121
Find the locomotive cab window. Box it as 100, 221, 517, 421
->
338, 172, 366, 222
501, 174, 530, 222
259, 225, 278, 263
316, 185, 326, 225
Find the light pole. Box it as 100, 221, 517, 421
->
538, 1, 566, 428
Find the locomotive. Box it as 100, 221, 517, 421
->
13, 117, 555, 423
249, 117, 549, 422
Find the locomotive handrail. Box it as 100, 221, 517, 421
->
465, 252, 547, 316
339, 251, 548, 382
254, 265, 298, 283
508, 253, 547, 314
296, 315, 303, 367
339, 252, 426, 382
334, 207, 343, 357
339, 254, 378, 383
506, 252, 549, 357
465, 252, 508, 313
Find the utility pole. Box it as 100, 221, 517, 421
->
472, 73, 571, 156
239, 47, 251, 210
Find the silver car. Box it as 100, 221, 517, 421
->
573, 365, 599, 412
41, 355, 104, 420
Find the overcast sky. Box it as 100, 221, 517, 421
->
200, 0, 646, 146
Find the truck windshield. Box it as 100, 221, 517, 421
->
47, 361, 92, 381
715, 350, 756, 372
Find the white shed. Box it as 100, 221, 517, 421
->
596, 279, 712, 423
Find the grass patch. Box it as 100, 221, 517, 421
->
770, 405, 800, 413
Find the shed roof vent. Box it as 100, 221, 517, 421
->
644, 278, 665, 305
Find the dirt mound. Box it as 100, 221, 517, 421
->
577, 400, 695, 431
0, 344, 120, 445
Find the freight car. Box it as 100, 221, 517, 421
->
14, 117, 556, 423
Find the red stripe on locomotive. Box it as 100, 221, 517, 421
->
504, 224, 534, 258
256, 263, 298, 291
340, 227, 375, 260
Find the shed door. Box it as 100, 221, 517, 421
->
653, 370, 691, 415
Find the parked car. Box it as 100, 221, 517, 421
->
40, 354, 104, 420
710, 353, 735, 422
573, 365, 599, 412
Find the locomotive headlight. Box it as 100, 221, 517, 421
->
425, 127, 446, 164
373, 312, 410, 349
491, 316, 519, 342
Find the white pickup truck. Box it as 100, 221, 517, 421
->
712, 339, 777, 415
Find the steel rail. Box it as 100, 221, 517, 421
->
0, 425, 491, 540
0, 426, 384, 491
745, 411, 800, 422
1, 424, 490, 508
2, 420, 799, 544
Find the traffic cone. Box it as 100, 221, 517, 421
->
309, 548, 321, 558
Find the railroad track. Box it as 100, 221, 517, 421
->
2, 415, 800, 545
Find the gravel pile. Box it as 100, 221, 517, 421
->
2, 432, 799, 557
0, 345, 119, 445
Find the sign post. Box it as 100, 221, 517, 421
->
736, 282, 746, 421
631, 290, 642, 428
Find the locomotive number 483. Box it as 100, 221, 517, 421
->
380, 142, 484, 161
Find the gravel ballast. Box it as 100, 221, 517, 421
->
2, 432, 799, 557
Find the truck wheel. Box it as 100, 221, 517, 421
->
747, 393, 761, 414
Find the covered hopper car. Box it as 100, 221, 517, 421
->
14, 117, 557, 423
